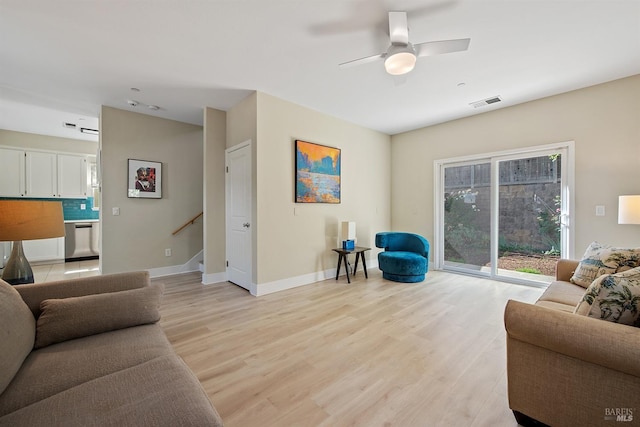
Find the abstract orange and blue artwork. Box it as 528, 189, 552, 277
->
295, 140, 341, 203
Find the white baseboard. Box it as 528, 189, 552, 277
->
253, 269, 332, 296
154, 253, 379, 297
147, 250, 204, 279
201, 271, 227, 285
253, 259, 378, 296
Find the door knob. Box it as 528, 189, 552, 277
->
243, 223, 250, 228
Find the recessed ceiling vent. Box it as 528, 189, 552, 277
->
470, 96, 502, 109
63, 122, 99, 135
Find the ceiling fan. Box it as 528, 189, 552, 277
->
339, 11, 470, 76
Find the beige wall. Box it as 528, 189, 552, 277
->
100, 106, 204, 274
254, 92, 391, 288
0, 129, 98, 155
391, 75, 640, 259
203, 107, 227, 276
226, 93, 259, 283
226, 92, 257, 150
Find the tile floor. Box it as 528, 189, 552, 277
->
30, 259, 101, 283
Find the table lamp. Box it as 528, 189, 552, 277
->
618, 195, 640, 225
341, 221, 356, 250
0, 200, 65, 285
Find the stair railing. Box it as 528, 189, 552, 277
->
172, 212, 203, 235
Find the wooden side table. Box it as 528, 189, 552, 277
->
332, 246, 371, 284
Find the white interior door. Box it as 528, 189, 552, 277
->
225, 142, 252, 290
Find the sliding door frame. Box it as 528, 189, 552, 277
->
434, 141, 575, 285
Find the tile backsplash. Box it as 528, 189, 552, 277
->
62, 197, 100, 221
0, 197, 100, 221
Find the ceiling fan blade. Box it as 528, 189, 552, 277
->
415, 38, 471, 57
388, 11, 409, 45
339, 52, 385, 68
392, 74, 408, 86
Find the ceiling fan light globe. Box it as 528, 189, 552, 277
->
384, 44, 416, 75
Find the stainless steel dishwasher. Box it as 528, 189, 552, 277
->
65, 222, 100, 261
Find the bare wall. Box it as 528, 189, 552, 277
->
203, 107, 227, 276
0, 129, 98, 155
391, 75, 640, 259
255, 92, 391, 287
100, 106, 204, 274
226, 92, 257, 150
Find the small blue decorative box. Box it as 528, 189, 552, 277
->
342, 239, 355, 250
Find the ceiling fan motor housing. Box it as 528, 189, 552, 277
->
384, 43, 417, 75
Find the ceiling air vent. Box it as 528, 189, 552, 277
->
80, 127, 99, 135
470, 96, 502, 109
62, 122, 99, 135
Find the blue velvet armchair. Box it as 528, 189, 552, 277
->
375, 232, 430, 283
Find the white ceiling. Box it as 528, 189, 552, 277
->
1, 0, 639, 141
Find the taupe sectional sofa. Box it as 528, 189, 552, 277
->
0, 272, 223, 426
505, 259, 640, 427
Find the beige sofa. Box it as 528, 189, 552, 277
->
0, 272, 223, 426
505, 259, 640, 427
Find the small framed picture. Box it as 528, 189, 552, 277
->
127, 159, 162, 199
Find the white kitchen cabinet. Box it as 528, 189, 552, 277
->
0, 147, 26, 197
22, 237, 65, 263
58, 154, 87, 198
26, 151, 57, 197
0, 147, 90, 199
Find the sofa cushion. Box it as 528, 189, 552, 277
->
574, 267, 640, 327
35, 283, 163, 349
0, 324, 175, 417
536, 280, 587, 313
535, 299, 576, 313
0, 354, 223, 427
0, 279, 36, 395
570, 241, 640, 287
537, 280, 587, 307
15, 271, 150, 319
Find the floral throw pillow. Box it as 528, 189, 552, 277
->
570, 241, 640, 288
574, 267, 640, 327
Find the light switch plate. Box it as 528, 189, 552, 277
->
112, 207, 120, 216
595, 205, 605, 216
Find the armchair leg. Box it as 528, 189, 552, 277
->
513, 411, 550, 427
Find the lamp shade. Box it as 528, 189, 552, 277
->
341, 221, 356, 241
0, 200, 65, 241
618, 195, 640, 225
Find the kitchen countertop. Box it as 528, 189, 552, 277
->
64, 219, 100, 223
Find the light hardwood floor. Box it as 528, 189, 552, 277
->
31, 259, 100, 283
155, 269, 543, 427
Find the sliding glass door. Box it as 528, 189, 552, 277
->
442, 161, 491, 272
436, 143, 573, 286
